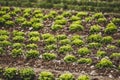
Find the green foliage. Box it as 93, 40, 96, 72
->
34, 13, 43, 18
43, 14, 54, 19
45, 44, 57, 50
0, 30, 9, 35
62, 11, 71, 17
11, 49, 22, 58
64, 55, 77, 63
59, 39, 70, 45
26, 43, 38, 49
14, 7, 21, 13
0, 11, 6, 16
16, 17, 26, 23
22, 21, 32, 28
51, 24, 63, 31
118, 65, 120, 70
4, 68, 17, 80
42, 33, 53, 40
77, 75, 90, 80
23, 8, 31, 13
71, 39, 84, 46
112, 18, 120, 25
96, 58, 113, 69
102, 36, 113, 44
13, 30, 25, 36
71, 35, 82, 41
104, 23, 117, 35
13, 43, 23, 49
76, 12, 88, 17
55, 15, 64, 20
54, 19, 67, 25
38, 71, 55, 80
118, 40, 120, 47
49, 10, 57, 16
72, 20, 81, 24
56, 34, 67, 40
59, 45, 73, 53
13, 36, 25, 42
90, 25, 101, 34
19, 68, 35, 80
88, 42, 102, 49
93, 13, 104, 19
85, 17, 93, 22
1, 7, 10, 11
8, 11, 16, 16
31, 17, 42, 23
107, 45, 117, 50
78, 47, 91, 56
32, 23, 43, 30
29, 37, 40, 43
87, 34, 102, 43
0, 35, 9, 41
5, 20, 14, 27
23, 12, 30, 18
44, 37, 56, 45
28, 31, 39, 37
33, 9, 42, 14
0, 41, 11, 47
2, 14, 11, 20
42, 53, 56, 61
97, 50, 106, 58
98, 17, 107, 23
0, 47, 4, 55
26, 50, 39, 59
69, 23, 84, 32
58, 73, 75, 80
110, 53, 120, 60
70, 16, 80, 21
77, 58, 92, 64
0, 17, 5, 25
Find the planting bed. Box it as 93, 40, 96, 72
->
0, 6, 120, 80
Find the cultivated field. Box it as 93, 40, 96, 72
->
0, 6, 120, 80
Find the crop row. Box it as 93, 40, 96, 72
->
0, 29, 120, 69
0, 67, 94, 80
0, 7, 120, 32
0, 0, 120, 13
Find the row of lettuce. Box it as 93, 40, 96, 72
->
0, 0, 120, 13
0, 29, 120, 70
0, 67, 91, 80
0, 7, 120, 31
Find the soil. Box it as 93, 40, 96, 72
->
0, 7, 120, 80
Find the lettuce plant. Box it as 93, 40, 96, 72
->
104, 23, 117, 35
19, 68, 35, 80
69, 23, 84, 32
64, 55, 77, 63
96, 58, 113, 69
97, 50, 106, 58
90, 25, 101, 34
26, 43, 38, 50
87, 34, 102, 43
58, 73, 75, 80
102, 36, 113, 44
77, 75, 90, 80
59, 45, 73, 53
38, 71, 55, 80
42, 53, 57, 61
77, 58, 92, 64
11, 49, 22, 58
78, 47, 91, 56
4, 68, 17, 80
26, 50, 39, 59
